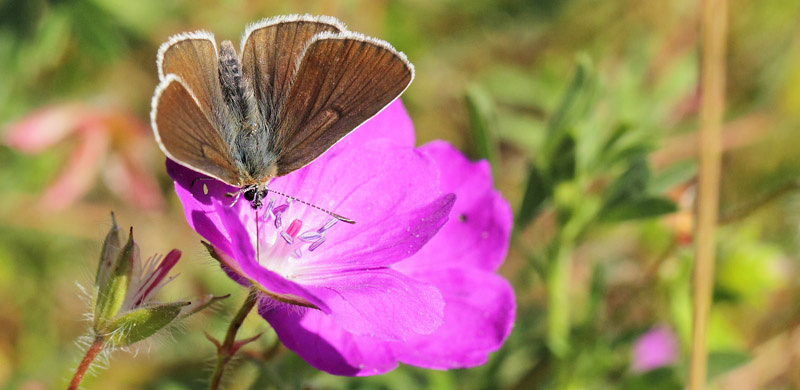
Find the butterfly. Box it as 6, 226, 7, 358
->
150, 15, 414, 221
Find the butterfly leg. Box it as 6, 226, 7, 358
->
225, 189, 244, 207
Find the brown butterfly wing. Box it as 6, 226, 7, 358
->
239, 15, 345, 126
157, 31, 228, 128
271, 32, 414, 175
152, 75, 242, 186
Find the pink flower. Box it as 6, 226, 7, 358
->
3, 103, 165, 211
167, 101, 515, 375
631, 326, 679, 372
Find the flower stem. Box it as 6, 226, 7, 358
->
546, 236, 572, 358
68, 336, 104, 390
209, 289, 258, 390
691, 0, 727, 389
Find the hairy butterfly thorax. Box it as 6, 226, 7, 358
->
217, 40, 277, 188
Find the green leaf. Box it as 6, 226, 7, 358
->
650, 160, 698, 193
549, 133, 576, 183
542, 56, 595, 167
465, 85, 498, 165
601, 123, 631, 155
623, 367, 682, 390
602, 156, 651, 211
600, 155, 679, 222
104, 301, 189, 347
600, 197, 677, 222
545, 61, 587, 142
597, 123, 655, 168
94, 227, 136, 329
707, 351, 750, 380
516, 164, 551, 228
609, 144, 655, 167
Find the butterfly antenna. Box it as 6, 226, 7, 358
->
264, 188, 355, 224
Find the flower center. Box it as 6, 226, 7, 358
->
252, 197, 342, 281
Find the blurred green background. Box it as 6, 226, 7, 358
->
1, 0, 800, 389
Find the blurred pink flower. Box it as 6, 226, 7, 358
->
3, 103, 164, 211
631, 325, 679, 372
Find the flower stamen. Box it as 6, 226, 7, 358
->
272, 203, 289, 228
309, 236, 326, 252
319, 218, 338, 233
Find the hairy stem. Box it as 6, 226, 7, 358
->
691, 0, 727, 389
209, 289, 258, 390
67, 336, 104, 390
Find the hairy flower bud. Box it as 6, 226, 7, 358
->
95, 212, 121, 288
94, 225, 136, 329
89, 213, 226, 343
105, 301, 190, 347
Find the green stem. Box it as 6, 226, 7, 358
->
546, 235, 573, 358
691, 0, 727, 388
209, 290, 258, 390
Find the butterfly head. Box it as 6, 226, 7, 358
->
243, 185, 267, 209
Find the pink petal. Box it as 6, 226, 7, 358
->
397, 141, 512, 273
41, 127, 109, 210
259, 301, 397, 376
267, 139, 452, 269
167, 159, 242, 257
258, 269, 511, 375
631, 326, 679, 372
3, 104, 95, 153
133, 249, 181, 306
389, 267, 516, 368
299, 268, 445, 340
216, 198, 446, 341
103, 154, 166, 211
328, 99, 416, 154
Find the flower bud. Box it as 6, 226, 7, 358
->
86, 214, 226, 351
95, 212, 121, 289
104, 301, 190, 347
94, 226, 136, 329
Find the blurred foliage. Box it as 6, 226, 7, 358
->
1, 0, 800, 389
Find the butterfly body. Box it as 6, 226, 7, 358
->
151, 15, 414, 212
216, 40, 278, 190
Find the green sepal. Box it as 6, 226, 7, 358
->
179, 294, 230, 320
95, 212, 121, 290
94, 227, 136, 329
104, 301, 189, 347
